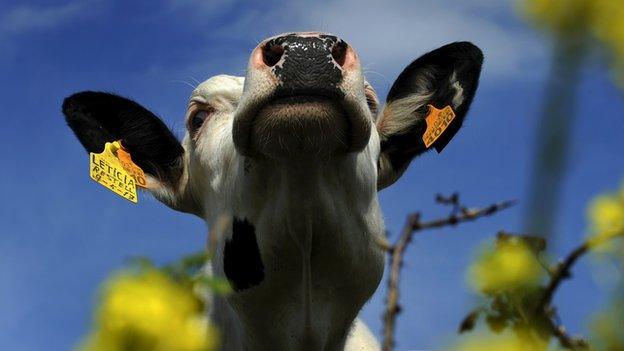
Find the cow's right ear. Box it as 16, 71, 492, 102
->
376, 42, 483, 190
62, 91, 200, 214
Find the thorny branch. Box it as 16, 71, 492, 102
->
380, 194, 516, 351
535, 231, 624, 350
539, 243, 590, 310
547, 317, 590, 350
537, 232, 624, 312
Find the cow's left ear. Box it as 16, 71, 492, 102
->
62, 92, 200, 215
376, 42, 483, 190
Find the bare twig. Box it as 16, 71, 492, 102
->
540, 231, 624, 311
382, 213, 419, 351
536, 231, 624, 350
547, 317, 590, 350
410, 200, 516, 232
458, 308, 484, 333
538, 242, 590, 312
381, 197, 515, 351
435, 192, 460, 206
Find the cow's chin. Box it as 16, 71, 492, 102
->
247, 96, 351, 160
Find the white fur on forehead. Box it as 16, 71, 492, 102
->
193, 75, 245, 100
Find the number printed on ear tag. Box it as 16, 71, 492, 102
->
89, 141, 139, 203
422, 105, 456, 149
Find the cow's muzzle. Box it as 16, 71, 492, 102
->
233, 32, 370, 160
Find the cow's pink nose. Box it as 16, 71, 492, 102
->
260, 40, 349, 68
262, 41, 349, 67
254, 33, 357, 71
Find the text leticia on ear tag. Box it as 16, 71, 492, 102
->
422, 105, 456, 149
89, 141, 138, 203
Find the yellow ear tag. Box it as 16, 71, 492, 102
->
422, 105, 456, 148
89, 141, 143, 203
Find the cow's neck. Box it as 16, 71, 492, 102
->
209, 150, 385, 350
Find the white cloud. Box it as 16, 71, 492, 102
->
182, 0, 547, 84
0, 0, 101, 37
300, 0, 546, 80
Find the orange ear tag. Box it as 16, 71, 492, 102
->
88, 141, 147, 203
116, 143, 147, 189
422, 105, 456, 149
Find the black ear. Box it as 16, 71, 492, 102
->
62, 92, 184, 187
376, 42, 483, 190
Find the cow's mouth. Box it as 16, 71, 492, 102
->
258, 94, 346, 120
242, 94, 350, 159
270, 95, 333, 105
233, 88, 371, 160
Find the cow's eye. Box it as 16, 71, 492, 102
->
191, 109, 213, 134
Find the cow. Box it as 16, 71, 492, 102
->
62, 32, 483, 350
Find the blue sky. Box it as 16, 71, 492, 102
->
1, 0, 623, 350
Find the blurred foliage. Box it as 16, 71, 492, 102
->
587, 181, 624, 251
452, 328, 548, 351
590, 299, 624, 351
587, 182, 624, 350
458, 180, 624, 350
520, 0, 624, 239
460, 233, 553, 350
523, 0, 592, 36
522, 0, 624, 86
519, 2, 624, 347
77, 252, 230, 351
468, 235, 545, 294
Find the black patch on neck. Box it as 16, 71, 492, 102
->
224, 217, 265, 291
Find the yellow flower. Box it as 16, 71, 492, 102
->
588, 1, 624, 86
589, 195, 624, 236
521, 0, 624, 86
78, 268, 218, 351
587, 184, 624, 251
468, 239, 543, 294
591, 301, 624, 350
452, 328, 548, 351
522, 0, 593, 36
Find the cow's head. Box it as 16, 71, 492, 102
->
63, 32, 482, 216
63, 32, 483, 347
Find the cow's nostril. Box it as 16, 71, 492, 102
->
262, 42, 284, 67
331, 41, 348, 67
